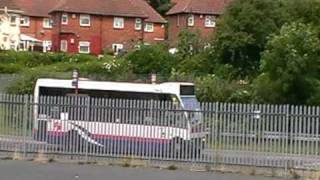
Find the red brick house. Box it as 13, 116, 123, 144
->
13, 0, 60, 52
166, 0, 230, 45
49, 0, 167, 55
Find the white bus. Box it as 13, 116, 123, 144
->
33, 79, 206, 157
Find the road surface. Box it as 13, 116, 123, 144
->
0, 160, 280, 180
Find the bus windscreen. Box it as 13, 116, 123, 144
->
180, 85, 195, 96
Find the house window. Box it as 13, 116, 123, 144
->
80, 15, 90, 26
20, 16, 30, 27
43, 40, 52, 52
187, 15, 194, 26
112, 43, 123, 55
113, 17, 124, 29
61, 14, 68, 25
43, 18, 52, 28
10, 40, 16, 49
205, 15, 215, 27
10, 15, 18, 25
144, 23, 154, 32
60, 40, 68, 52
79, 41, 90, 54
135, 18, 142, 30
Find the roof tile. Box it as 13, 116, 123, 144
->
167, 0, 230, 15
51, 0, 147, 19
0, 0, 165, 23
0, 0, 20, 10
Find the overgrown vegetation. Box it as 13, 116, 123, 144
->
1, 0, 320, 105
147, 0, 174, 15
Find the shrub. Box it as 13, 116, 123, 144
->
0, 51, 99, 74
176, 29, 203, 59
253, 22, 320, 105
5, 55, 133, 94
195, 75, 252, 103
126, 44, 176, 78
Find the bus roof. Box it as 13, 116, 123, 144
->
35, 79, 194, 95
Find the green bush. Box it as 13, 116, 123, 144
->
126, 44, 176, 78
6, 67, 70, 94
195, 75, 251, 103
5, 54, 133, 94
0, 51, 101, 74
253, 22, 320, 105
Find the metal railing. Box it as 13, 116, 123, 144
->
0, 94, 320, 169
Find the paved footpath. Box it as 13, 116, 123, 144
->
0, 160, 282, 180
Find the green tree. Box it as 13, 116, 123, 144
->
176, 29, 203, 59
147, 0, 174, 15
283, 0, 320, 28
126, 44, 176, 77
195, 75, 251, 103
210, 0, 285, 77
253, 22, 320, 105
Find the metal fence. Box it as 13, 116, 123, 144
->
0, 94, 320, 169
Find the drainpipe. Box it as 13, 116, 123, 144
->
57, 12, 62, 52
141, 18, 145, 45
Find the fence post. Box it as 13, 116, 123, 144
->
22, 95, 29, 159
285, 104, 290, 178
85, 96, 90, 162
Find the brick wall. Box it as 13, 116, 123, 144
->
51, 12, 166, 55
20, 16, 53, 41
167, 13, 217, 46
101, 16, 142, 51
52, 12, 103, 55
143, 23, 166, 44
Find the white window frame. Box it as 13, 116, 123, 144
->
10, 15, 18, 26
43, 40, 52, 52
144, 23, 154, 32
60, 40, 68, 52
135, 18, 142, 30
61, 14, 68, 25
80, 14, 91, 27
79, 41, 90, 54
205, 15, 216, 28
43, 18, 52, 28
187, 15, 194, 27
20, 16, 30, 27
113, 17, 124, 29
112, 43, 124, 55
